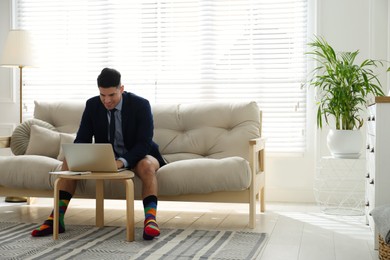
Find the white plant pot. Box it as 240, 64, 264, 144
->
326, 129, 363, 158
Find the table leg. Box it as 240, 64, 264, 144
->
53, 178, 62, 240
95, 180, 104, 227
124, 179, 134, 241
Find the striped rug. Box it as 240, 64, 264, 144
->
0, 222, 267, 259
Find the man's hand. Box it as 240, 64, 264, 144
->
116, 160, 124, 169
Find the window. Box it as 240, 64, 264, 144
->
16, 0, 307, 153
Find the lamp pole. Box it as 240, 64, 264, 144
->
19, 66, 23, 123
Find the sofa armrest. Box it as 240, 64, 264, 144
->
249, 137, 265, 172
0, 136, 11, 148
248, 137, 266, 217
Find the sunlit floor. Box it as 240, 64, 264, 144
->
0, 197, 378, 260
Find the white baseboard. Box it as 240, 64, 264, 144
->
265, 187, 316, 203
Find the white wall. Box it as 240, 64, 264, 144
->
0, 0, 14, 156
318, 0, 389, 65
0, 0, 16, 137
0, 0, 389, 202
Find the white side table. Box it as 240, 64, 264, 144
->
314, 156, 365, 215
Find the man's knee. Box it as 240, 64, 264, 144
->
135, 156, 159, 176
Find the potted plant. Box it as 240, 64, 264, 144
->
305, 36, 389, 158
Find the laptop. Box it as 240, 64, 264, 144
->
62, 143, 127, 173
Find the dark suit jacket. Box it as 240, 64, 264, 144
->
74, 91, 164, 169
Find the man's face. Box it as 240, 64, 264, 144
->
99, 85, 124, 110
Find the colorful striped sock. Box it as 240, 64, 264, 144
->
31, 190, 72, 237
143, 195, 160, 240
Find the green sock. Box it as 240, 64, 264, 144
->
31, 190, 72, 237
143, 195, 160, 240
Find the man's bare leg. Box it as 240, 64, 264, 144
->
134, 155, 161, 240
31, 160, 77, 237
57, 159, 77, 194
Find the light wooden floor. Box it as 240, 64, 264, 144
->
0, 197, 378, 260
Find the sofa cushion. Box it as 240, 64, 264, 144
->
25, 125, 61, 158
152, 102, 260, 162
10, 119, 56, 155
0, 155, 62, 190
57, 133, 76, 161
34, 100, 85, 133
156, 156, 251, 196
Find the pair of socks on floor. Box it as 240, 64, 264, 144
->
31, 192, 160, 240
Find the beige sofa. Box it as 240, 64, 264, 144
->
0, 100, 265, 228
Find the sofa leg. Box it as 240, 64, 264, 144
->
260, 187, 265, 213
249, 208, 255, 228
249, 195, 256, 229
26, 197, 33, 205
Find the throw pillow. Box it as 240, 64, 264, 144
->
10, 119, 56, 155
25, 124, 61, 158
57, 133, 76, 161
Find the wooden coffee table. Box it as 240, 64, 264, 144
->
52, 171, 135, 241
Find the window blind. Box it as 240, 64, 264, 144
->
16, 0, 307, 153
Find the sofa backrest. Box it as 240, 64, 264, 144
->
34, 101, 85, 133
33, 100, 261, 162
152, 102, 261, 163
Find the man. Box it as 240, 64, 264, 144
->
31, 68, 165, 240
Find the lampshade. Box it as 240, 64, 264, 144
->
1, 30, 34, 67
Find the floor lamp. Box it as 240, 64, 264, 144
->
1, 30, 35, 202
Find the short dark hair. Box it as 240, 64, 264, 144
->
97, 68, 121, 88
